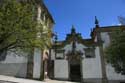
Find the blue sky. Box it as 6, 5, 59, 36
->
44, 0, 125, 40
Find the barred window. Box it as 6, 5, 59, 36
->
84, 48, 95, 58
55, 50, 65, 59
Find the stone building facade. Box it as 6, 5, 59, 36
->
0, 1, 125, 83
50, 17, 125, 83
0, 0, 54, 80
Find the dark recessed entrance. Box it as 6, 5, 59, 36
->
70, 64, 81, 82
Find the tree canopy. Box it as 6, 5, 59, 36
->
105, 29, 125, 75
0, 0, 52, 56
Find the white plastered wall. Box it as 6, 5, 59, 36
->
54, 60, 69, 79
82, 46, 102, 79
0, 51, 28, 77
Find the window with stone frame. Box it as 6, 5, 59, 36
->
84, 48, 95, 58
55, 49, 65, 59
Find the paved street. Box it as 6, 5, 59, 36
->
0, 75, 80, 83
0, 75, 44, 83
0, 80, 17, 83
45, 79, 80, 83
0, 80, 80, 83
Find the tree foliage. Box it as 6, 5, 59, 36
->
0, 0, 52, 56
105, 29, 125, 74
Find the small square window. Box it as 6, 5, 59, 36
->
55, 50, 65, 59
84, 48, 95, 58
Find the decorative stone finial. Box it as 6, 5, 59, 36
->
71, 25, 76, 34
95, 16, 99, 28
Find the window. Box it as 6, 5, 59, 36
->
55, 50, 65, 59
84, 48, 95, 58
0, 50, 7, 61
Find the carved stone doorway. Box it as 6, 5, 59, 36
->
67, 54, 82, 82
65, 39, 83, 82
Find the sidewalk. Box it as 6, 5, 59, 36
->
0, 75, 45, 83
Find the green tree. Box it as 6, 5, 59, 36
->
105, 29, 125, 75
0, 0, 51, 56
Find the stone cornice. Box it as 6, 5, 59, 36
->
91, 25, 125, 41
